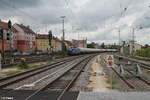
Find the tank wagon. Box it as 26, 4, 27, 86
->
67, 48, 117, 55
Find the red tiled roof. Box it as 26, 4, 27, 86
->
0, 21, 18, 32
65, 40, 72, 46
36, 34, 48, 39
16, 24, 35, 34
72, 39, 87, 47
36, 34, 62, 42
0, 21, 8, 30
53, 36, 62, 42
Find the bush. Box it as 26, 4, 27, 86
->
17, 58, 29, 69
134, 48, 150, 58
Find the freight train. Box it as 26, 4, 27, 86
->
67, 48, 117, 55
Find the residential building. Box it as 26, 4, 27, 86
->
121, 41, 142, 55
64, 40, 72, 49
0, 21, 18, 51
72, 39, 87, 48
36, 34, 62, 52
13, 24, 36, 53
36, 34, 50, 52
53, 37, 62, 52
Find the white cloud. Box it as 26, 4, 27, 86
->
0, 0, 150, 45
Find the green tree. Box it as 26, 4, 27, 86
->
87, 43, 95, 48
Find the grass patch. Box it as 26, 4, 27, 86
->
106, 78, 120, 89
17, 58, 29, 69
146, 70, 150, 74
30, 64, 44, 69
2, 70, 21, 76
1, 61, 50, 77
106, 78, 117, 84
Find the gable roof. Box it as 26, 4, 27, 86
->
53, 36, 62, 42
0, 21, 8, 30
16, 24, 35, 34
65, 40, 72, 46
36, 34, 48, 39
0, 21, 18, 32
36, 34, 62, 42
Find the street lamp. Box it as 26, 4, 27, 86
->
60, 16, 66, 53
60, 16, 65, 41
130, 26, 143, 56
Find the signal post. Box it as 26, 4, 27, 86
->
48, 30, 53, 61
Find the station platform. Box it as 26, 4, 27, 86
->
1, 89, 150, 100
77, 92, 150, 100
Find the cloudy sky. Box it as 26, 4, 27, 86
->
0, 0, 150, 45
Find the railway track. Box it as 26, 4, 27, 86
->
112, 55, 150, 91
0, 55, 83, 89
115, 55, 150, 70
3, 55, 67, 68
24, 55, 94, 100
0, 54, 95, 100
99, 53, 150, 92
102, 57, 135, 89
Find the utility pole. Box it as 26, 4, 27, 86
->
132, 28, 135, 56
118, 28, 121, 54
60, 16, 66, 53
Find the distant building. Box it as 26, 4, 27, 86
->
105, 44, 112, 48
121, 41, 142, 55
36, 34, 62, 52
53, 37, 62, 52
36, 34, 50, 52
72, 39, 87, 48
64, 40, 72, 49
13, 24, 36, 53
91, 42, 101, 49
0, 21, 18, 51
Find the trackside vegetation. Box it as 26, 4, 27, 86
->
134, 48, 150, 58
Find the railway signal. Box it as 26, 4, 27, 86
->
48, 30, 52, 46
48, 30, 53, 60
8, 20, 12, 29
0, 28, 3, 39
7, 32, 10, 40
8, 20, 14, 63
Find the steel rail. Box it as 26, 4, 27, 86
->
0, 55, 85, 98
125, 68, 150, 86
102, 57, 135, 89
115, 55, 150, 70
111, 67, 135, 89
0, 56, 83, 89
25, 55, 94, 100
56, 56, 94, 100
